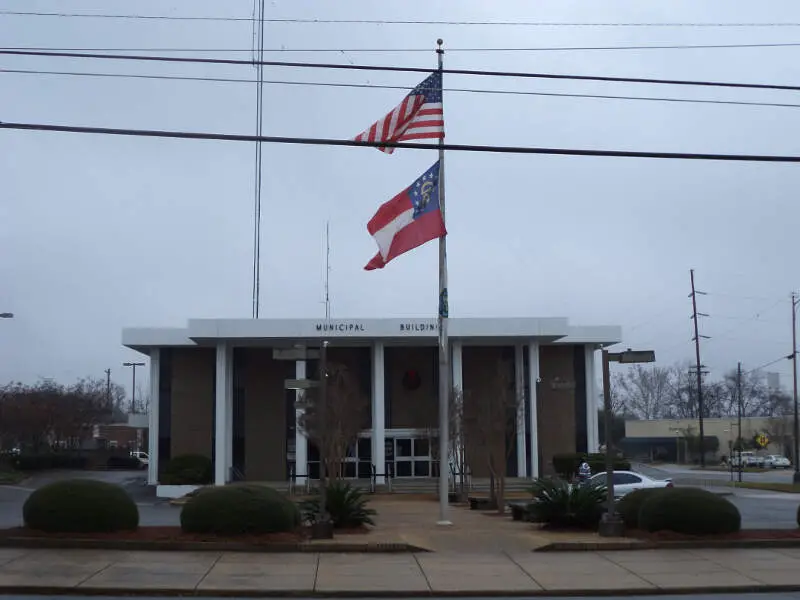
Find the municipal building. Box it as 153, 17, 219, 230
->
122, 317, 620, 492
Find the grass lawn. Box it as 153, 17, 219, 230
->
729, 481, 800, 493
692, 466, 770, 474
0, 471, 26, 485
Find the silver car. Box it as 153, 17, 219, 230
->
764, 455, 791, 469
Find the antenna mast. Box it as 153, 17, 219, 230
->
324, 221, 331, 320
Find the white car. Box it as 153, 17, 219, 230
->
130, 451, 149, 468
764, 455, 791, 469
588, 470, 673, 499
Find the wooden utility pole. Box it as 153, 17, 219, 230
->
792, 293, 799, 483
737, 361, 743, 483
689, 269, 709, 467
105, 368, 111, 409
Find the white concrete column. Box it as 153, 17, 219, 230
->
147, 348, 160, 486
295, 359, 308, 484
371, 342, 386, 484
514, 343, 527, 477
214, 342, 232, 485
585, 345, 600, 453
528, 342, 540, 478
225, 347, 233, 474
451, 341, 464, 477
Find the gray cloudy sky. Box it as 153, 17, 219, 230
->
1, 0, 799, 396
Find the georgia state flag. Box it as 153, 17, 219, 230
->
364, 161, 446, 270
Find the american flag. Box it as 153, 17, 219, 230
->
353, 72, 443, 154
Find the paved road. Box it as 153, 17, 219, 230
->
642, 463, 799, 484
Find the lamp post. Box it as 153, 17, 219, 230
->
598, 347, 656, 537
123, 362, 145, 414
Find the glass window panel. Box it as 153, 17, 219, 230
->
397, 438, 412, 457
414, 461, 430, 477
414, 438, 430, 457
396, 460, 412, 477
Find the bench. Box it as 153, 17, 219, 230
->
507, 500, 532, 521
467, 496, 496, 511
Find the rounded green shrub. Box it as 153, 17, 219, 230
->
616, 488, 667, 530
638, 487, 741, 535
180, 484, 300, 535
161, 454, 212, 485
23, 479, 139, 533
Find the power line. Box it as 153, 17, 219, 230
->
5, 121, 800, 162
6, 68, 800, 110
8, 42, 800, 52
4, 11, 800, 27
744, 355, 794, 376
4, 50, 800, 92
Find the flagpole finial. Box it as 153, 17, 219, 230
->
436, 39, 444, 54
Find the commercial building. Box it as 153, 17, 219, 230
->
122, 317, 620, 492
623, 417, 791, 462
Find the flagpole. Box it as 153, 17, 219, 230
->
436, 38, 452, 526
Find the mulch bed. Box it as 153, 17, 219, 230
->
629, 529, 800, 541
0, 524, 370, 543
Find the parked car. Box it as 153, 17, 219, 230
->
129, 450, 149, 468
587, 470, 673, 499
731, 451, 760, 468
764, 455, 791, 469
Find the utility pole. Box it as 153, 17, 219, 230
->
105, 368, 111, 410
792, 292, 799, 483
737, 361, 743, 483
689, 269, 709, 467
123, 362, 145, 414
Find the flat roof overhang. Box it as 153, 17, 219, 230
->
123, 317, 622, 355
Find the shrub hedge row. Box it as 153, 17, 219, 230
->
161, 454, 212, 485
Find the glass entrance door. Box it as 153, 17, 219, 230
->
393, 436, 432, 478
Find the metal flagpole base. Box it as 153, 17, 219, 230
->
598, 513, 625, 537
436, 520, 453, 527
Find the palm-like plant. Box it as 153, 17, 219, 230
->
299, 481, 376, 529
528, 478, 607, 529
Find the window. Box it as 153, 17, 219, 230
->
591, 473, 607, 486
614, 473, 641, 485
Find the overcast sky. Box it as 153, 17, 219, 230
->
1, 0, 799, 397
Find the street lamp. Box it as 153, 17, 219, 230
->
123, 362, 145, 414
0, 313, 13, 319
598, 347, 656, 538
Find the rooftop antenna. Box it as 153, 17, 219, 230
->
324, 220, 331, 320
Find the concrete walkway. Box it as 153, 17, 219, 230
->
3, 547, 800, 594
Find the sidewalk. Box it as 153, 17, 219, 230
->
2, 547, 800, 595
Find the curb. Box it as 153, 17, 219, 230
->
1, 584, 800, 597
537, 538, 800, 552
0, 537, 427, 554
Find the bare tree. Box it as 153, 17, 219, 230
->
613, 364, 672, 419
297, 362, 368, 481
425, 386, 468, 501
462, 359, 523, 513
0, 377, 112, 451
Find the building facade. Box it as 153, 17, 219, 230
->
122, 318, 621, 488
